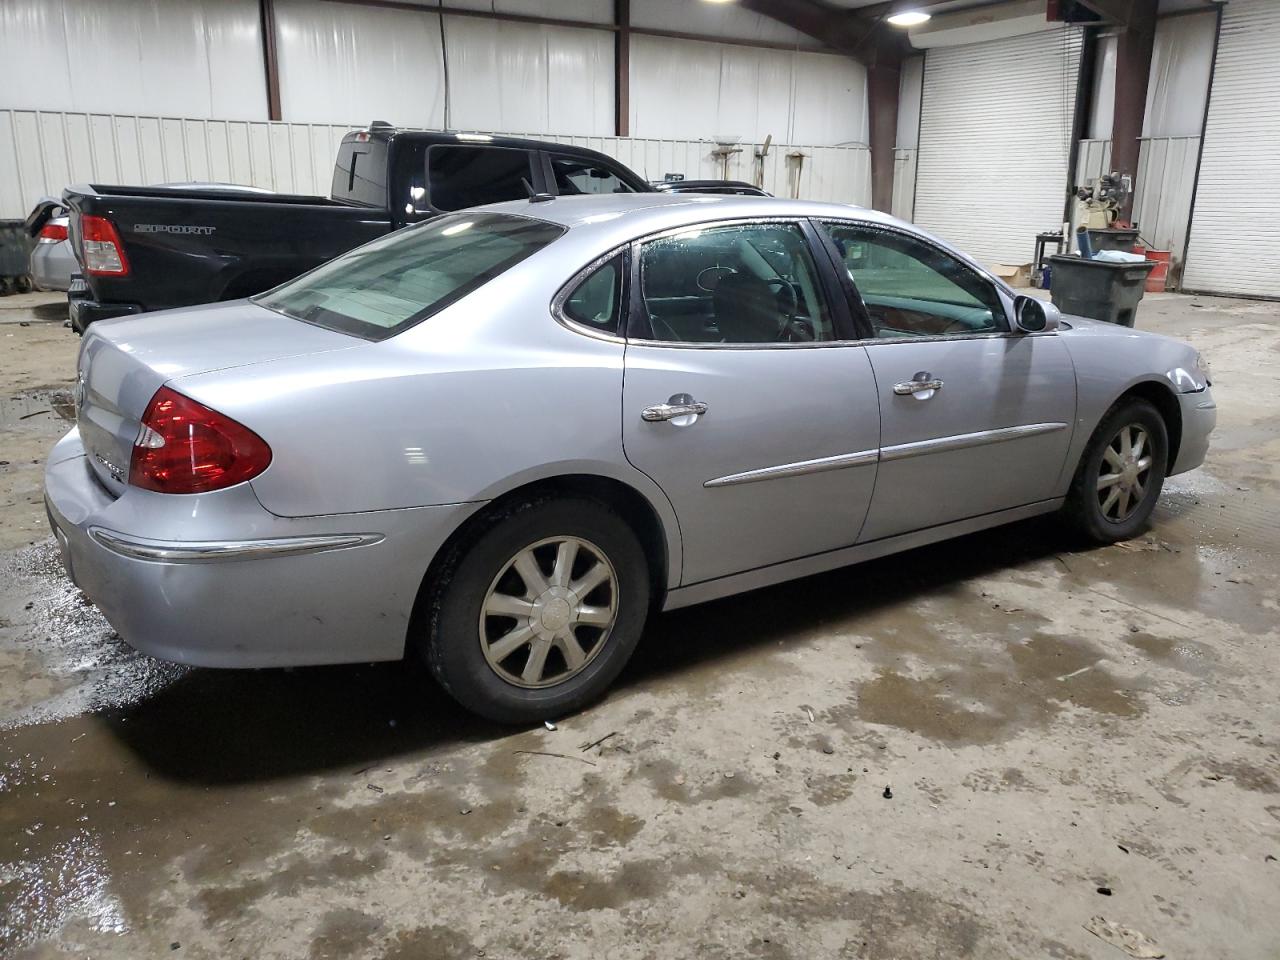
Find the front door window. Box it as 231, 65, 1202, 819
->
821, 222, 1007, 338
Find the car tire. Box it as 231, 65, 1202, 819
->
14, 274, 33, 294
1063, 397, 1168, 544
421, 496, 650, 724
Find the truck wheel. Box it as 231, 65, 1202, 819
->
0, 277, 11, 297
1063, 397, 1168, 544
14, 275, 33, 294
421, 496, 650, 724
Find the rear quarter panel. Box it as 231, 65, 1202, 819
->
171, 255, 683, 584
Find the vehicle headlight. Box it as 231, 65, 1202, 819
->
1187, 353, 1208, 386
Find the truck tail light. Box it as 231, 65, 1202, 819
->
80, 215, 130, 276
129, 386, 272, 494
38, 223, 68, 243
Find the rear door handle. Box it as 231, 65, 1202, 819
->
893, 374, 944, 396
642, 394, 708, 423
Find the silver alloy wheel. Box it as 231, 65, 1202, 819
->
479, 536, 619, 688
1096, 423, 1153, 523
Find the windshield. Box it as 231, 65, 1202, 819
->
254, 213, 565, 340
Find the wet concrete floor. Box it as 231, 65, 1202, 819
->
1, 292, 1278, 958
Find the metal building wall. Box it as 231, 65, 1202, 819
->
0, 110, 870, 218
0, 0, 268, 120
1183, 0, 1280, 297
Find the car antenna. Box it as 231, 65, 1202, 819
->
521, 177, 554, 203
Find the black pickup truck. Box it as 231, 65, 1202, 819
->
62, 125, 652, 330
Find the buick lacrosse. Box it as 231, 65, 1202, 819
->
45, 194, 1215, 722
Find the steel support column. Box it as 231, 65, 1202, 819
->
867, 53, 902, 214
615, 0, 630, 137
1111, 0, 1158, 220
260, 0, 282, 122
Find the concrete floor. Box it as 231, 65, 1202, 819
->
1, 290, 1278, 960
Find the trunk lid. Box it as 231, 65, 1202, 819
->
76, 300, 357, 495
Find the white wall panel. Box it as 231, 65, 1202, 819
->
444, 17, 613, 136
1183, 0, 1280, 296
0, 0, 266, 120
1144, 10, 1216, 138
896, 56, 924, 150
444, 0, 613, 23
892, 149, 917, 222
914, 27, 1082, 266
630, 36, 867, 146
0, 110, 870, 218
275, 0, 445, 127
1088, 32, 1117, 140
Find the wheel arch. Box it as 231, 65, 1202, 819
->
1115, 378, 1183, 470
406, 469, 680, 655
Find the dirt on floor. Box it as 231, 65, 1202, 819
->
1, 290, 1278, 960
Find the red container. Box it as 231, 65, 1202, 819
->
1133, 245, 1170, 293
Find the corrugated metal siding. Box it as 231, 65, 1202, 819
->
1183, 0, 1280, 297
914, 27, 1082, 266
0, 109, 871, 218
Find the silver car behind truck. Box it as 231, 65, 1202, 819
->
44, 194, 1215, 723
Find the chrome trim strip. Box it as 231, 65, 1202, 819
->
880, 422, 1068, 463
704, 449, 879, 488
89, 528, 384, 564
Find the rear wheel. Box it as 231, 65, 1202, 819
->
421, 497, 650, 724
1063, 397, 1168, 543
13, 274, 33, 294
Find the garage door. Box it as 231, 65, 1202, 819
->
1183, 0, 1280, 297
913, 27, 1082, 267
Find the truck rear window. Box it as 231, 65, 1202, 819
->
253, 213, 564, 341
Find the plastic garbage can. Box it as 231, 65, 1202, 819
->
1047, 254, 1158, 328
0, 220, 36, 295
1086, 227, 1141, 254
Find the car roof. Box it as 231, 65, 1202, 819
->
475, 192, 899, 234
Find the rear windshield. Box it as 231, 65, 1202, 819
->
254, 213, 564, 341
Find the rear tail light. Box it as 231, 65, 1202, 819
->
38, 222, 68, 243
129, 386, 272, 494
80, 215, 129, 276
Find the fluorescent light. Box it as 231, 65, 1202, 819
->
887, 10, 931, 27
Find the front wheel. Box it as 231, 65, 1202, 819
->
421, 497, 650, 724
1063, 397, 1168, 543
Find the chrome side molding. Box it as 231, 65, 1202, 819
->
880, 422, 1068, 463
704, 449, 879, 488
89, 528, 384, 563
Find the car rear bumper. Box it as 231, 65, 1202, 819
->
1171, 387, 1216, 476
44, 428, 479, 668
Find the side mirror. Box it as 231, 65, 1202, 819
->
1013, 295, 1060, 334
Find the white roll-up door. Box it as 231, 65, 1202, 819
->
1183, 0, 1280, 297
913, 27, 1082, 267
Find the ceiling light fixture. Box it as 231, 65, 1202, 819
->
887, 10, 931, 27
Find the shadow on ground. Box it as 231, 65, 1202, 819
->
102, 515, 1075, 786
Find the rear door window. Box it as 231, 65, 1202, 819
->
254, 213, 564, 341
548, 155, 639, 196
331, 139, 389, 207
427, 146, 537, 212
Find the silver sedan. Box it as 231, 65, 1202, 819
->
44, 194, 1216, 722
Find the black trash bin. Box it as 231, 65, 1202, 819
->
1085, 227, 1141, 254
1047, 255, 1157, 328
0, 219, 36, 296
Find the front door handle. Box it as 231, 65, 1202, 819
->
893, 373, 944, 397
642, 393, 708, 423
